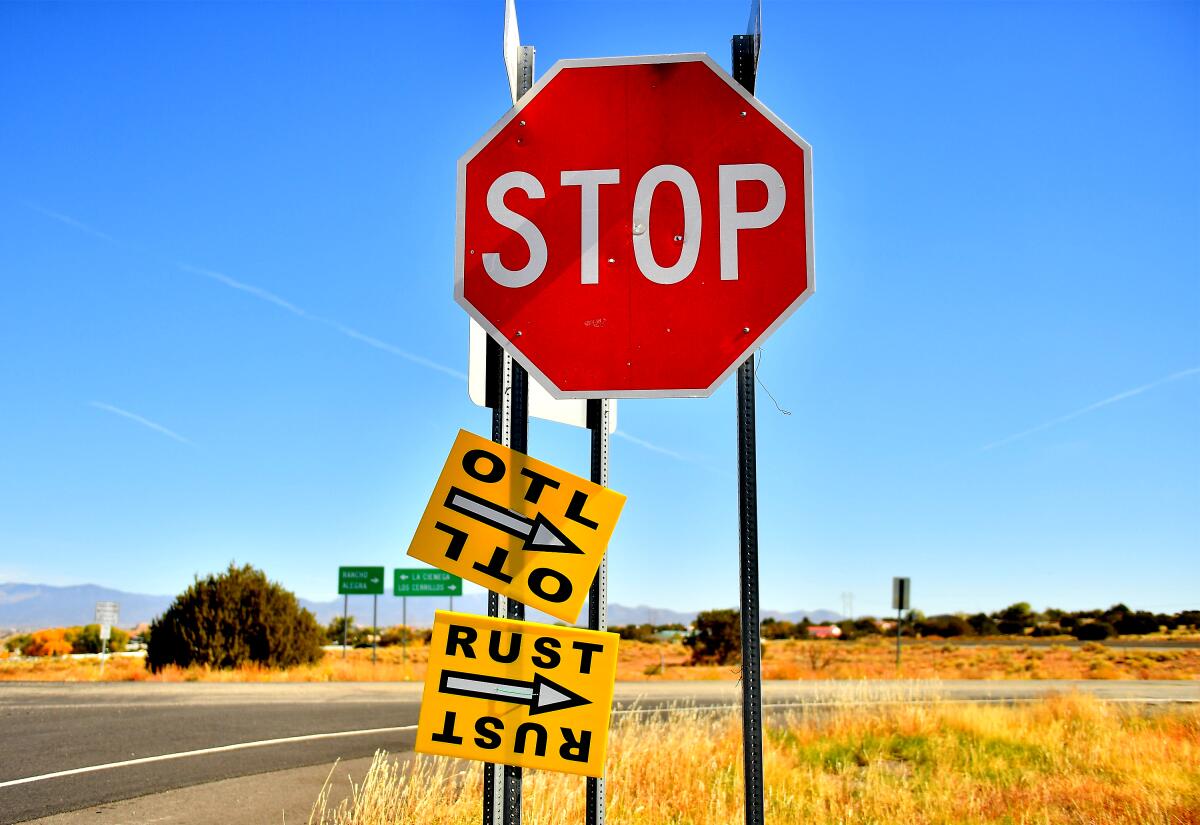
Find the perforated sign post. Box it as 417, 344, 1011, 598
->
338, 566, 385, 664
406, 429, 624, 623
893, 576, 911, 668
416, 611, 619, 778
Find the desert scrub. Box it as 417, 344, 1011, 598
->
311, 694, 1199, 825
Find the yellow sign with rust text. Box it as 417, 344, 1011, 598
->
416, 611, 619, 777
406, 429, 624, 623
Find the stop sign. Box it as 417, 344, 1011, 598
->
455, 54, 813, 398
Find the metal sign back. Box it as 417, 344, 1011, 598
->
469, 320, 617, 432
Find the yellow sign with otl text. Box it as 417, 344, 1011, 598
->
416, 611, 619, 777
406, 429, 625, 624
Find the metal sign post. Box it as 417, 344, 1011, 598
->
893, 577, 910, 668
485, 8, 533, 823
731, 30, 765, 825
586, 399, 611, 825
95, 601, 118, 677
338, 567, 384, 662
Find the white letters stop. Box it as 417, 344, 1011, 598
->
482, 163, 785, 288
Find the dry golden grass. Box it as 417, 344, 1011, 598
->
2, 639, 1197, 683
310, 693, 1200, 825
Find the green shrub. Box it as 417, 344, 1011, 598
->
684, 609, 740, 665
68, 624, 130, 654
147, 563, 324, 672
1072, 621, 1115, 641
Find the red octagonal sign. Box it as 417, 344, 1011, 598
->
455, 54, 813, 398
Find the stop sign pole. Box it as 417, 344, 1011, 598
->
731, 28, 767, 825
484, 6, 532, 824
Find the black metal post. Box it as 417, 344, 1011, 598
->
372, 594, 377, 666
586, 399, 609, 825
896, 608, 903, 668
342, 594, 348, 659
731, 32, 765, 825
503, 360, 529, 825
483, 335, 503, 825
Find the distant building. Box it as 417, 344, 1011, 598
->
806, 625, 842, 639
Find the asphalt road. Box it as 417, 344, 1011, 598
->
1, 679, 1196, 824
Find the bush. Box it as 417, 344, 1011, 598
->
761, 618, 795, 640
147, 563, 324, 672
23, 629, 73, 657
378, 626, 430, 646
613, 624, 657, 643
968, 613, 999, 635
326, 615, 355, 645
916, 615, 971, 638
997, 620, 1027, 636
852, 618, 882, 636
1072, 621, 1115, 641
68, 624, 130, 654
684, 609, 740, 665
1115, 612, 1159, 636
5, 633, 32, 654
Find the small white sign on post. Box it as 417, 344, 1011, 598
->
95, 601, 119, 647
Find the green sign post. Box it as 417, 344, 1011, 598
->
338, 566, 385, 664
394, 568, 463, 680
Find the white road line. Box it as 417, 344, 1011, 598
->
0, 724, 418, 789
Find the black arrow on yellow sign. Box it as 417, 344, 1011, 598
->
444, 487, 583, 554
439, 669, 591, 715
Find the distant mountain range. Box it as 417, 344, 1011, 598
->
0, 582, 841, 633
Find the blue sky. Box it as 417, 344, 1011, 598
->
1, 0, 1196, 618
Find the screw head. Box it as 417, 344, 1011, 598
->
739, 111, 747, 117
515, 330, 523, 337
632, 223, 646, 235
518, 120, 526, 126
743, 327, 751, 333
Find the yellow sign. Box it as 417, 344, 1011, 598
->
416, 611, 619, 778
407, 429, 625, 623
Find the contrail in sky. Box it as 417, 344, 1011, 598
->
981, 367, 1200, 452
614, 429, 692, 461
27, 204, 118, 243
88, 402, 194, 445
30, 205, 465, 381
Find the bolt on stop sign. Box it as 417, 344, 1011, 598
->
456, 53, 813, 398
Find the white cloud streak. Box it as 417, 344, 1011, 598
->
88, 402, 194, 445
176, 263, 310, 318
613, 429, 691, 462
981, 367, 1200, 452
27, 204, 118, 243
30, 205, 465, 381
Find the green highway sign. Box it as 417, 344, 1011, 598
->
339, 566, 385, 595
394, 568, 463, 597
